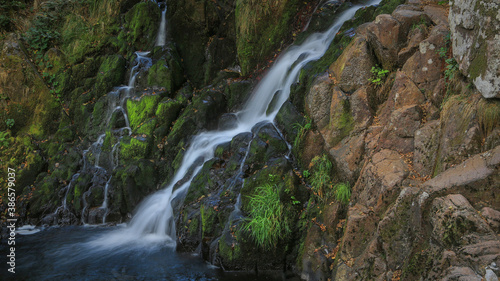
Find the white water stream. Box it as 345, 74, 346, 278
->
155, 6, 167, 47
88, 0, 382, 250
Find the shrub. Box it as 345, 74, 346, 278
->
242, 184, 290, 250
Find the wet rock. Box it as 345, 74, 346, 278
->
449, 0, 500, 98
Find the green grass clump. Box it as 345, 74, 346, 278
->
242, 184, 290, 250
334, 182, 351, 204
309, 154, 333, 200
478, 98, 500, 136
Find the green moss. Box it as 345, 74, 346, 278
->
135, 119, 157, 136
330, 99, 354, 146
155, 98, 183, 127
94, 55, 126, 98
219, 236, 242, 261
189, 217, 199, 234
117, 2, 160, 53
120, 136, 151, 161
102, 130, 117, 152
147, 54, 184, 94
126, 94, 161, 133
201, 203, 217, 238
236, 0, 302, 75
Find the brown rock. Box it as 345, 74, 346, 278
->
402, 24, 447, 96
423, 5, 449, 27
434, 94, 484, 174
427, 145, 500, 194
305, 74, 332, 130
392, 5, 431, 39
481, 207, 500, 233
329, 36, 375, 93
378, 105, 422, 153
350, 86, 373, 131
366, 14, 402, 70
329, 131, 367, 182
352, 149, 409, 209
414, 120, 440, 177
378, 71, 425, 125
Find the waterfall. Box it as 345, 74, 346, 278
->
155, 6, 167, 47
88, 0, 382, 250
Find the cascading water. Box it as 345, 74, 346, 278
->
88, 0, 382, 250
155, 6, 167, 47
51, 51, 153, 225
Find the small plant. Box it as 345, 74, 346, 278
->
242, 184, 290, 249
309, 154, 333, 199
293, 118, 312, 149
444, 58, 459, 80
369, 65, 389, 86
290, 196, 300, 205
438, 0, 448, 5
334, 182, 351, 204
303, 170, 310, 178
0, 131, 10, 147
5, 119, 14, 129
438, 47, 448, 59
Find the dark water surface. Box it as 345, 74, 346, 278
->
0, 226, 287, 281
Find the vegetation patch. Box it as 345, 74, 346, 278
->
241, 183, 291, 250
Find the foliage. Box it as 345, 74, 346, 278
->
369, 65, 389, 86
242, 184, 290, 250
292, 118, 311, 149
444, 58, 459, 80
5, 119, 14, 129
334, 182, 351, 204
0, 131, 10, 147
0, 0, 26, 32
302, 170, 310, 178
309, 154, 333, 200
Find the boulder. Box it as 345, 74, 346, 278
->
329, 36, 376, 93
449, 0, 500, 98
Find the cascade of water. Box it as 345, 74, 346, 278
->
51, 51, 153, 224
155, 6, 167, 47
89, 0, 382, 250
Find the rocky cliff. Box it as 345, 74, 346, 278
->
0, 0, 498, 280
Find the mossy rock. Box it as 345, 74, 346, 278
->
244, 123, 289, 172
118, 2, 161, 54
236, 0, 304, 75
224, 80, 252, 112
155, 97, 184, 127
126, 94, 161, 133
111, 159, 158, 217
119, 135, 152, 161
146, 51, 184, 94
94, 55, 126, 98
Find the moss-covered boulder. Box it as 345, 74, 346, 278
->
94, 55, 127, 98
110, 159, 158, 218
126, 93, 161, 133
235, 0, 304, 75
117, 2, 161, 54
146, 51, 184, 94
